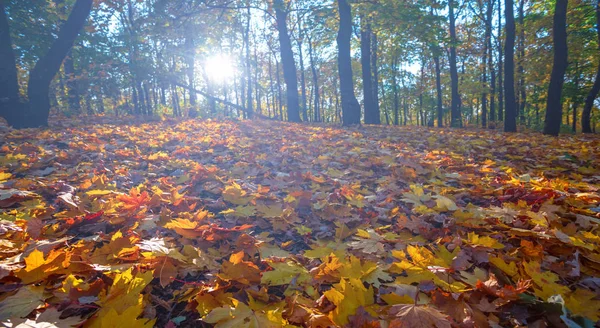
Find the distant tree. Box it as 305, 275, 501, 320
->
543, 0, 568, 136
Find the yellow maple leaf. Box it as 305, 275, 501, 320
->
324, 278, 374, 326
203, 298, 282, 328
465, 232, 504, 249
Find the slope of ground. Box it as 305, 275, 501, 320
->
0, 118, 599, 327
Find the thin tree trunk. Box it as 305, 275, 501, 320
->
434, 54, 443, 127
297, 11, 308, 122
498, 0, 504, 122
488, 0, 496, 126
504, 0, 517, 132
245, 4, 253, 118
543, 0, 568, 136
582, 0, 600, 133
518, 0, 526, 125
372, 30, 381, 125
482, 2, 490, 129
361, 17, 377, 124
392, 56, 399, 126
449, 0, 462, 127
308, 35, 320, 122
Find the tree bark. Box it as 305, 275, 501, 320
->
337, 0, 361, 126
434, 53, 443, 127
582, 0, 600, 133
504, 0, 517, 132
308, 35, 320, 122
488, 0, 496, 125
17, 0, 92, 128
274, 0, 301, 123
517, 0, 526, 125
0, 0, 25, 127
498, 0, 504, 122
543, 0, 568, 136
297, 11, 308, 122
481, 2, 489, 129
361, 18, 378, 124
371, 30, 381, 125
392, 56, 399, 126
245, 4, 253, 118
448, 0, 462, 127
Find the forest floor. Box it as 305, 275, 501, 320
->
0, 118, 599, 327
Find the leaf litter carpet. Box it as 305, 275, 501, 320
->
0, 119, 599, 327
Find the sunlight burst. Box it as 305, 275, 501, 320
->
204, 55, 235, 84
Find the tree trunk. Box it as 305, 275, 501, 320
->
371, 30, 381, 125
481, 2, 489, 129
0, 0, 25, 127
245, 4, 253, 118
308, 37, 320, 122
488, 0, 496, 126
582, 0, 600, 133
392, 56, 399, 126
185, 29, 196, 109
337, 0, 361, 126
498, 0, 504, 122
274, 0, 301, 123
361, 18, 378, 124
543, 0, 568, 136
518, 0, 526, 125
297, 11, 308, 122
448, 0, 462, 127
64, 51, 81, 115
434, 53, 443, 127
21, 0, 92, 127
504, 0, 517, 132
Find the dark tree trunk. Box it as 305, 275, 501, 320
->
268, 53, 276, 118
518, 0, 526, 125
572, 62, 581, 133
504, 0, 517, 132
64, 51, 81, 115
274, 0, 301, 123
275, 58, 283, 120
543, 0, 568, 136
144, 81, 152, 115
392, 56, 399, 126
254, 45, 261, 116
0, 0, 25, 127
498, 0, 504, 122
582, 0, 600, 133
361, 18, 378, 124
308, 36, 320, 122
371, 30, 381, 125
337, 0, 361, 126
297, 11, 308, 122
481, 3, 489, 129
20, 0, 92, 128
245, 4, 253, 119
185, 30, 196, 108
488, 0, 496, 126
434, 53, 443, 127
448, 0, 462, 127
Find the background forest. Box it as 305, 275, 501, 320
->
1, 0, 599, 135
